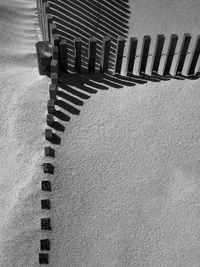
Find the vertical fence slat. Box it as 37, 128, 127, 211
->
45, 13, 53, 42
51, 72, 58, 86
51, 59, 58, 74
40, 0, 45, 40
138, 35, 151, 75
50, 23, 58, 45
175, 33, 191, 75
44, 2, 51, 41
126, 37, 138, 74
88, 37, 97, 74
52, 46, 59, 60
100, 36, 111, 73
163, 34, 178, 76
51, 34, 60, 47
114, 36, 125, 74
50, 23, 58, 35
187, 35, 200, 75
60, 39, 68, 73
150, 34, 165, 74
74, 37, 82, 73
42, 0, 48, 41
49, 84, 57, 100
40, 0, 46, 40
36, 0, 43, 37
47, 100, 55, 114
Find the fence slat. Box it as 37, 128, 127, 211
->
44, 2, 51, 41
187, 35, 200, 75
52, 46, 59, 60
49, 23, 58, 45
52, 43, 60, 75
88, 38, 97, 73
60, 39, 68, 73
42, 0, 48, 41
163, 34, 178, 76
74, 37, 82, 73
36, 0, 42, 36
126, 37, 138, 74
49, 84, 57, 100
100, 36, 111, 72
138, 35, 151, 74
45, 13, 53, 42
40, 0, 46, 40
51, 72, 58, 86
50, 59, 58, 75
150, 34, 165, 74
175, 33, 191, 75
51, 34, 60, 47
114, 36, 125, 74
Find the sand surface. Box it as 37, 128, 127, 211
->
0, 0, 49, 265
1, 0, 200, 266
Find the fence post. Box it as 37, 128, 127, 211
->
88, 37, 97, 74
175, 33, 191, 75
150, 34, 165, 75
35, 41, 52, 75
163, 34, 178, 76
126, 37, 138, 75
74, 37, 82, 73
138, 35, 151, 75
114, 36, 125, 74
187, 35, 200, 76
59, 39, 68, 73
100, 37, 111, 73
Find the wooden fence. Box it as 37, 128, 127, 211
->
36, 0, 200, 78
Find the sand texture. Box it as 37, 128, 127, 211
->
1, 0, 200, 266
0, 0, 49, 265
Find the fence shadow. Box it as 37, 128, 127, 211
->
48, 0, 130, 71
46, 70, 199, 136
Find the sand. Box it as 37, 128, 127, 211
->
1, 0, 200, 266
0, 0, 49, 265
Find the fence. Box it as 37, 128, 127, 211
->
36, 0, 200, 79
36, 0, 200, 265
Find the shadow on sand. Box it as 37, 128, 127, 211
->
46, 71, 199, 137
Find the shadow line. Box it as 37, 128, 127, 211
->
46, 69, 198, 148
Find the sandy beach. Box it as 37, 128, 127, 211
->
1, 0, 200, 266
